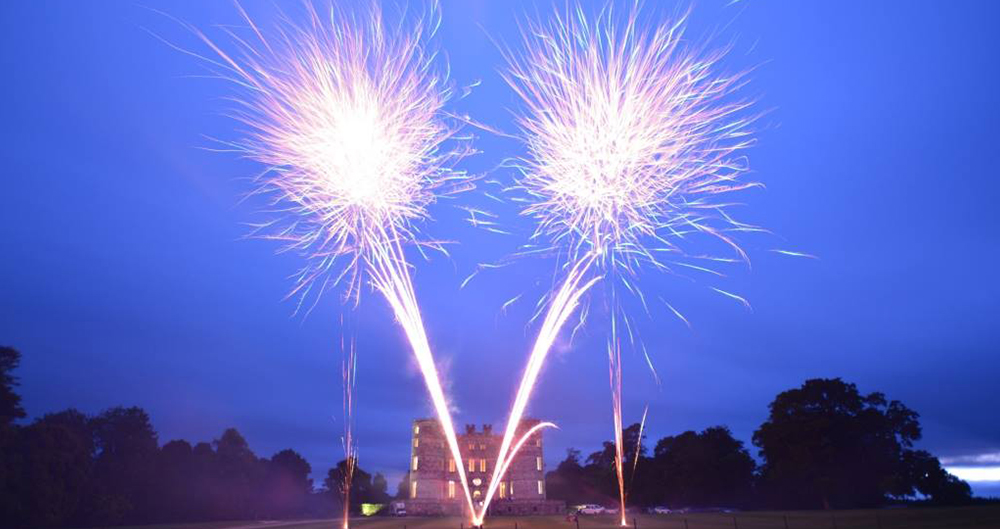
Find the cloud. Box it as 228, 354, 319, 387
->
942, 451, 1000, 484
941, 451, 1000, 466
945, 466, 1000, 483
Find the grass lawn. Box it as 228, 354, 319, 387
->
85, 507, 1000, 529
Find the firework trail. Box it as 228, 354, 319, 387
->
610, 337, 626, 522
628, 405, 649, 492
486, 2, 760, 524
179, 1, 479, 519
476, 258, 599, 524
341, 333, 357, 529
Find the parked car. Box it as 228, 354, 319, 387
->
576, 504, 606, 515
389, 502, 407, 516
649, 506, 673, 514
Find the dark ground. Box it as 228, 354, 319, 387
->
89, 506, 1000, 529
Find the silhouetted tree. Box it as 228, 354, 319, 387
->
899, 449, 973, 505
395, 471, 410, 499
581, 423, 647, 505
753, 378, 968, 509
213, 428, 265, 519
90, 406, 159, 524
372, 472, 389, 501
0, 346, 25, 427
546, 448, 608, 504
155, 439, 195, 521
0, 348, 335, 528
264, 449, 313, 518
325, 458, 388, 513
186, 441, 218, 520
651, 426, 756, 509
16, 410, 94, 527
0, 347, 27, 523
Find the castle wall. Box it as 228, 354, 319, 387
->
404, 418, 564, 516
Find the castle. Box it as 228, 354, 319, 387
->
405, 418, 564, 516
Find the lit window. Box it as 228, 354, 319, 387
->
412, 456, 419, 471
414, 425, 420, 435
536, 456, 543, 471
480, 459, 486, 472
479, 443, 485, 450
413, 438, 419, 448
448, 480, 455, 499
500, 482, 506, 499
410, 480, 417, 499
537, 480, 544, 495
469, 443, 475, 450
468, 458, 475, 473
473, 490, 481, 498
449, 459, 455, 472
535, 438, 541, 447
510, 482, 515, 496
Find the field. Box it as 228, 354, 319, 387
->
94, 507, 1000, 529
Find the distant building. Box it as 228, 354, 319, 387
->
405, 418, 564, 516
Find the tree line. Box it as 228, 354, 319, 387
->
546, 378, 974, 511
0, 345, 979, 528
0, 347, 390, 528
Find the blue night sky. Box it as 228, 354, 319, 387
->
1, 1, 998, 497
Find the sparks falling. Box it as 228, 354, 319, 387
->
493, 3, 760, 525
187, 2, 479, 521
341, 333, 357, 529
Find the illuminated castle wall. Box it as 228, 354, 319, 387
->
405, 418, 564, 516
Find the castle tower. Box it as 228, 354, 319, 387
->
404, 417, 562, 516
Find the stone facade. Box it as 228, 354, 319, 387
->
405, 418, 564, 516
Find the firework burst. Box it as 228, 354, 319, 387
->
195, 2, 474, 306
181, 1, 479, 521
506, 4, 758, 269
483, 3, 761, 525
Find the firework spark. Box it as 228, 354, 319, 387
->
185, 2, 478, 520
341, 333, 357, 529
488, 3, 760, 525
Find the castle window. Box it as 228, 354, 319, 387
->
535, 438, 541, 447
537, 480, 544, 495
510, 482, 514, 496
448, 480, 455, 499
479, 458, 486, 472
536, 456, 543, 471
414, 425, 420, 435
479, 443, 485, 450
468, 458, 475, 473
412, 456, 419, 471
410, 480, 417, 499
469, 443, 475, 450
413, 438, 419, 448
449, 459, 455, 472
499, 482, 506, 499
473, 490, 481, 498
